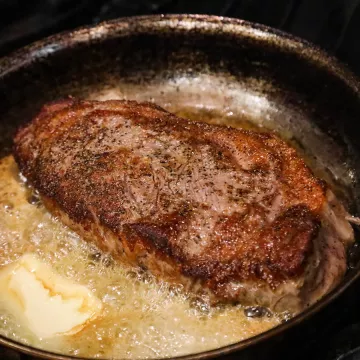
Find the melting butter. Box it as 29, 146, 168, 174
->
0, 254, 102, 339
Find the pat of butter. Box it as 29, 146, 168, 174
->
0, 254, 102, 339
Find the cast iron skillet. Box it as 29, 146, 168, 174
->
1, 14, 360, 360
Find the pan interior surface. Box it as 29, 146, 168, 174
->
0, 15, 360, 360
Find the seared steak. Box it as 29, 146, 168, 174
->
13, 99, 354, 312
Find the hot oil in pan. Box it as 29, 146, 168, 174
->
0, 102, 354, 358
174, 107, 261, 131
0, 155, 280, 358
0, 97, 355, 358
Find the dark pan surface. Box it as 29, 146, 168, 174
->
0, 14, 360, 360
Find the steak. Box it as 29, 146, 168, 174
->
13, 98, 354, 312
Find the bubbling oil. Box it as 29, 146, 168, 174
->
0, 156, 281, 359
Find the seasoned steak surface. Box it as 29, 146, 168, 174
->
14, 99, 352, 310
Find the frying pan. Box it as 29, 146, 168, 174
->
1, 14, 360, 360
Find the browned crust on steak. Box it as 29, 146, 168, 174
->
13, 99, 329, 303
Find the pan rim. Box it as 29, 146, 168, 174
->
1, 14, 360, 94
1, 13, 360, 360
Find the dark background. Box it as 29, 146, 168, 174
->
1, 1, 360, 360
